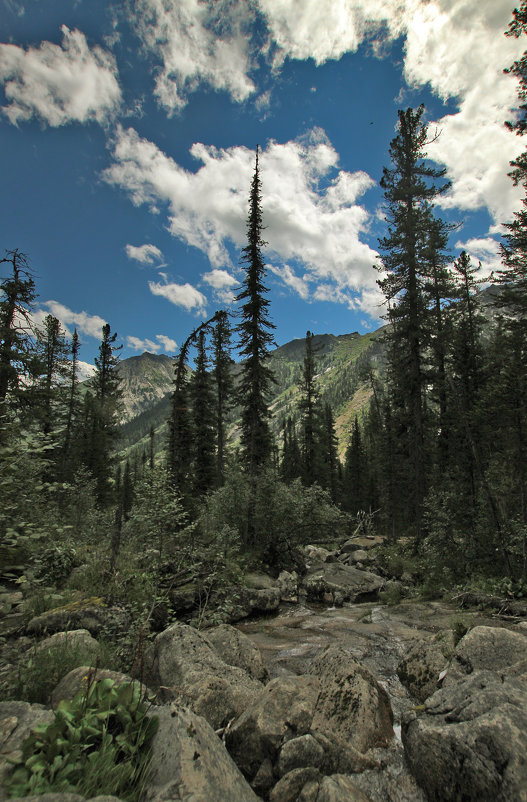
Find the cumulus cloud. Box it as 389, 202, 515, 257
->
454, 235, 503, 276
0, 25, 121, 126
149, 278, 207, 313
127, 333, 178, 353
259, 0, 524, 224
125, 243, 164, 265
104, 128, 380, 315
134, 0, 255, 113
270, 264, 309, 300
202, 269, 238, 290
43, 301, 107, 339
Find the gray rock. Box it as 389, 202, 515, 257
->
444, 625, 527, 685
154, 622, 262, 729
26, 601, 130, 637
243, 572, 278, 590
36, 629, 100, 660
302, 563, 384, 604
277, 734, 325, 777
402, 670, 527, 802
251, 758, 275, 797
0, 701, 54, 801
269, 767, 321, 802
146, 704, 259, 801
8, 796, 85, 802
348, 549, 370, 564
397, 630, 455, 702
312, 733, 378, 775
317, 775, 372, 802
205, 624, 268, 683
298, 781, 320, 802
225, 674, 320, 779
309, 646, 394, 753
277, 570, 299, 602
50, 667, 151, 709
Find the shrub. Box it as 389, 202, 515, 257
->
6, 677, 158, 801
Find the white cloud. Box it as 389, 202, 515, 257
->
43, 300, 107, 339
134, 0, 255, 113
125, 243, 164, 265
454, 235, 503, 276
270, 264, 309, 300
104, 128, 380, 315
149, 278, 207, 313
258, 0, 525, 224
155, 334, 178, 353
202, 269, 238, 290
0, 25, 121, 126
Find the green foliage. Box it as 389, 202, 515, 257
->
449, 615, 470, 646
34, 546, 78, 586
6, 678, 158, 801
199, 466, 348, 571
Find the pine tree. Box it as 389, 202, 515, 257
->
344, 416, 369, 514
235, 146, 276, 476
280, 417, 302, 481
299, 331, 319, 485
37, 314, 70, 436
191, 329, 216, 495
211, 310, 233, 486
62, 329, 80, 477
318, 402, 339, 502
84, 324, 123, 505
377, 105, 450, 539
0, 249, 37, 407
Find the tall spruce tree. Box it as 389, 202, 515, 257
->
235, 146, 275, 476
0, 250, 37, 408
84, 324, 123, 505
377, 105, 450, 539
299, 331, 319, 485
191, 329, 216, 495
211, 310, 233, 486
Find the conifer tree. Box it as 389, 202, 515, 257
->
377, 105, 450, 539
344, 416, 369, 514
191, 329, 216, 495
299, 331, 319, 485
318, 402, 340, 502
37, 314, 70, 436
212, 310, 233, 486
0, 250, 37, 407
280, 417, 302, 481
235, 146, 275, 476
84, 324, 123, 505
62, 329, 80, 476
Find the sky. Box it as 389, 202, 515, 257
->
0, 0, 525, 374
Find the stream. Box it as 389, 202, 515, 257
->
237, 598, 493, 802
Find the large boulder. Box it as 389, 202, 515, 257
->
302, 563, 384, 604
402, 669, 527, 802
205, 624, 269, 683
269, 767, 321, 802
0, 701, 54, 801
26, 599, 130, 638
153, 622, 262, 730
145, 704, 259, 801
276, 734, 325, 777
397, 630, 455, 702
316, 775, 373, 802
444, 625, 527, 686
308, 646, 394, 753
225, 674, 320, 779
36, 629, 100, 660
50, 668, 151, 709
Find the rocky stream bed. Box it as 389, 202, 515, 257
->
1, 536, 527, 801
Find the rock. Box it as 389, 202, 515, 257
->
225, 674, 320, 779
8, 796, 85, 802
298, 781, 320, 802
444, 625, 527, 686
303, 545, 335, 563
205, 624, 268, 683
397, 630, 455, 702
243, 572, 278, 590
251, 757, 275, 797
402, 669, 527, 802
0, 701, 54, 801
146, 704, 259, 802
50, 667, 151, 709
317, 775, 372, 802
236, 586, 281, 616
269, 767, 321, 802
277, 734, 325, 777
309, 646, 394, 753
312, 733, 378, 775
278, 570, 299, 602
26, 599, 130, 637
302, 563, 384, 604
36, 629, 100, 660
154, 622, 262, 729
168, 583, 197, 615
348, 549, 370, 564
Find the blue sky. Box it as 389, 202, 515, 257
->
0, 0, 524, 374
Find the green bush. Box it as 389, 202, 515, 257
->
6, 678, 158, 801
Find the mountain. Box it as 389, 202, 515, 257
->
115, 329, 383, 463
117, 352, 175, 424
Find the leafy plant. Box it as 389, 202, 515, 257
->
6, 678, 158, 801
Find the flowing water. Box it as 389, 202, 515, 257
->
238, 599, 491, 801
